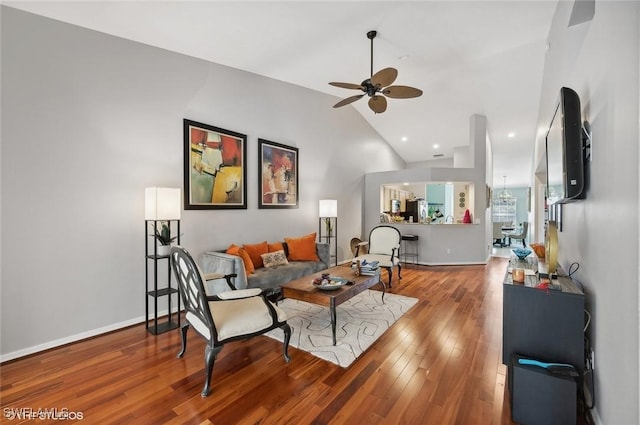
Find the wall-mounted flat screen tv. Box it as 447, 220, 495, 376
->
546, 87, 585, 204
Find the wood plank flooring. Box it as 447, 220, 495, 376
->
0, 257, 549, 424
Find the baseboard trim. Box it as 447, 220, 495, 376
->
0, 309, 178, 363
416, 261, 487, 266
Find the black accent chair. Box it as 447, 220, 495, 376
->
169, 246, 291, 397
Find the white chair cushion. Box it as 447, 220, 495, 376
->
217, 288, 262, 300
209, 297, 287, 341
369, 227, 401, 255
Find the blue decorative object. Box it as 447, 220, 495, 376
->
512, 248, 532, 260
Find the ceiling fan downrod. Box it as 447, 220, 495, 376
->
367, 30, 377, 78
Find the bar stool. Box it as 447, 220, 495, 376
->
401, 234, 419, 266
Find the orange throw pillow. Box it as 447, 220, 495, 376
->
226, 244, 255, 275
284, 233, 319, 261
268, 242, 284, 253
243, 241, 269, 269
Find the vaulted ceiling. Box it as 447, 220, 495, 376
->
6, 1, 558, 187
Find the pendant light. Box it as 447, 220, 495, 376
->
498, 176, 512, 202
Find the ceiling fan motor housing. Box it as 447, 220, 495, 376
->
361, 79, 377, 96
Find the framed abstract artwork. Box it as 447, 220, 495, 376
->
183, 119, 247, 209
258, 139, 298, 209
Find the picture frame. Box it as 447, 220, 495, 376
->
183, 119, 247, 209
258, 138, 298, 209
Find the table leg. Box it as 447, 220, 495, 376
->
330, 298, 337, 345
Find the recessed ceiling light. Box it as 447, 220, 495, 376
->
401, 136, 408, 142
433, 144, 439, 149
508, 132, 516, 138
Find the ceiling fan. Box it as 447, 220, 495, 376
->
329, 30, 423, 114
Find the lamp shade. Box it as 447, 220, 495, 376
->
319, 199, 337, 217
145, 187, 181, 220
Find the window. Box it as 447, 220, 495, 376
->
492, 198, 516, 224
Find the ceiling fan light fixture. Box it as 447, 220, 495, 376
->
329, 30, 422, 113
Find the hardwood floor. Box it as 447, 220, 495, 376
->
0, 257, 553, 424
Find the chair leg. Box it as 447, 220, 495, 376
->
398, 263, 402, 280
201, 343, 222, 397
281, 323, 292, 363
177, 323, 189, 358
385, 266, 393, 288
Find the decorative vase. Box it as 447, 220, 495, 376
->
157, 244, 171, 256
462, 209, 472, 224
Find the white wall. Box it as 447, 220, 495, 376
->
0, 7, 405, 359
363, 115, 491, 265
533, 2, 639, 423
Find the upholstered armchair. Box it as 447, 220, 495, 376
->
169, 246, 291, 397
508, 222, 529, 247
352, 225, 402, 287
493, 222, 506, 247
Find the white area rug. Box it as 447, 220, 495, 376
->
266, 290, 418, 368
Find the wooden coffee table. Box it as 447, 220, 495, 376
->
281, 266, 385, 345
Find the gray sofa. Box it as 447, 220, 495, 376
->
200, 242, 330, 295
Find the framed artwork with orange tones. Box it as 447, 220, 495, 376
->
258, 139, 298, 209
183, 119, 247, 209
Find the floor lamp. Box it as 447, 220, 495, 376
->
145, 187, 182, 335
318, 199, 337, 266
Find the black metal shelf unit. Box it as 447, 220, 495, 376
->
145, 219, 181, 335
318, 217, 337, 266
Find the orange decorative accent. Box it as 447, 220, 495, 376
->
530, 243, 546, 259
243, 241, 269, 269
226, 244, 255, 275
284, 233, 319, 261
268, 242, 285, 253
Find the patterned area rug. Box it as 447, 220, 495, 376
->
265, 290, 418, 368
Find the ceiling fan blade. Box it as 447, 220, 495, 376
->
334, 94, 365, 108
329, 82, 364, 90
371, 67, 398, 88
368, 95, 387, 113
382, 85, 423, 99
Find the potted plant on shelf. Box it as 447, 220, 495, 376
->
154, 222, 179, 256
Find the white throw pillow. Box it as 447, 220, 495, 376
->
261, 250, 289, 268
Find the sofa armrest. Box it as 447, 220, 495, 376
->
316, 242, 330, 266
200, 251, 248, 294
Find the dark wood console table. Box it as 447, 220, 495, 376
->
502, 257, 585, 378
